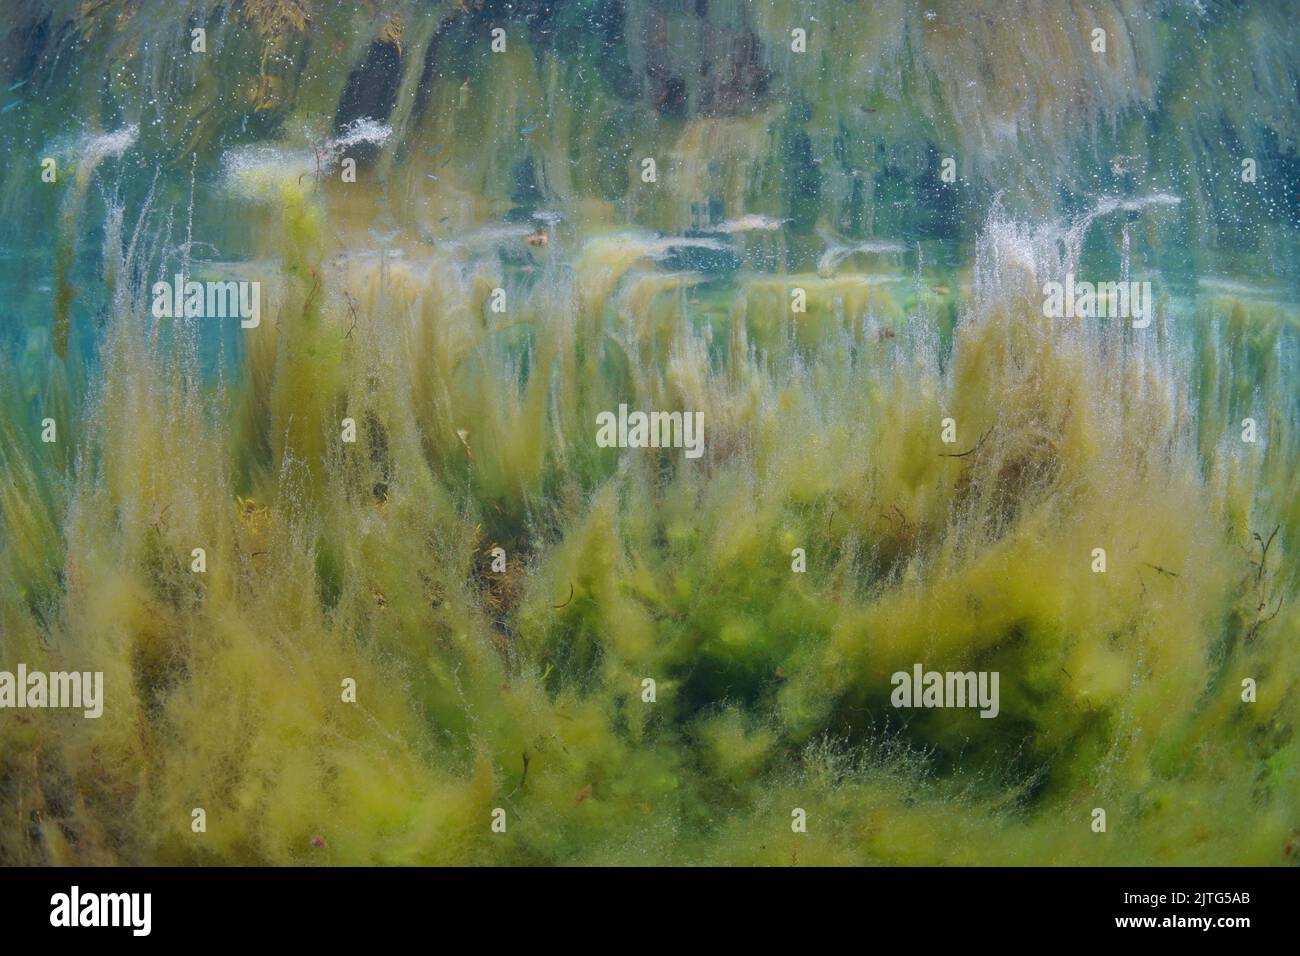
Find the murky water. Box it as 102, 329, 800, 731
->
0, 1, 1296, 866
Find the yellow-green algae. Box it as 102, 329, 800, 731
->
0, 169, 1295, 865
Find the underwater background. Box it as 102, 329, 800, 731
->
0, 0, 1296, 865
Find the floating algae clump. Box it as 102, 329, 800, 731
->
0, 0, 1297, 866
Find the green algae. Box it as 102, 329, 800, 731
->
4, 194, 1295, 864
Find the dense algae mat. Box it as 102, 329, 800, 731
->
0, 0, 1298, 865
